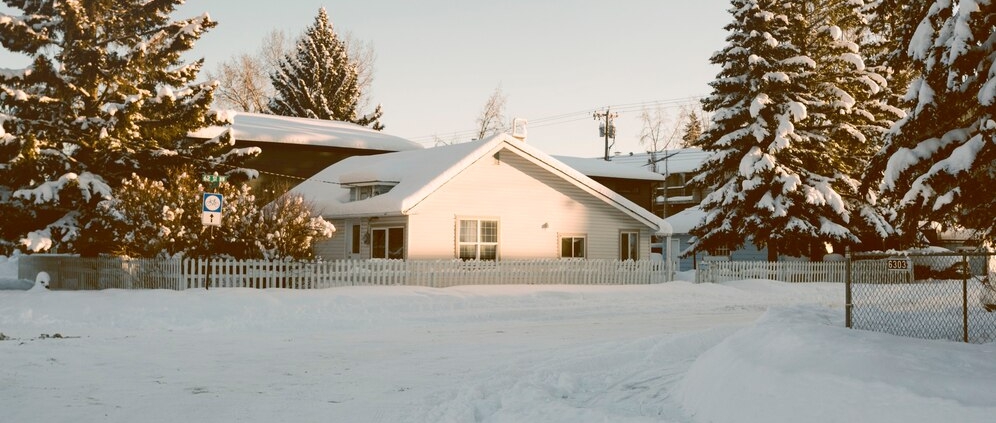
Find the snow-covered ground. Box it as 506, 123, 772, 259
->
2, 259, 995, 422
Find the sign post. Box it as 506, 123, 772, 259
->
200, 174, 227, 290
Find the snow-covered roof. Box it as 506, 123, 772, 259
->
552, 156, 665, 181
664, 205, 705, 234
189, 111, 423, 152
599, 148, 710, 175
290, 134, 671, 235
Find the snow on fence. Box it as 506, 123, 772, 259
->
695, 260, 849, 283
19, 256, 672, 290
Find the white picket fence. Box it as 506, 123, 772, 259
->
17, 257, 673, 290
180, 258, 673, 289
695, 260, 849, 283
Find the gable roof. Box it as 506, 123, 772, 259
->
290, 133, 671, 235
189, 111, 423, 152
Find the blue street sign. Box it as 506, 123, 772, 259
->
202, 193, 223, 212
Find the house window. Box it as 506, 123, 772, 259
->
371, 227, 404, 259
620, 231, 639, 260
348, 183, 396, 202
711, 246, 730, 257
458, 218, 499, 260
351, 225, 361, 254
560, 234, 586, 259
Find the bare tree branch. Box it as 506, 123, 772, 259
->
342, 31, 377, 111
475, 85, 509, 140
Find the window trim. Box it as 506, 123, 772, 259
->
370, 226, 405, 259
620, 230, 640, 261
559, 233, 587, 259
350, 224, 361, 255
456, 217, 500, 261
345, 181, 399, 202
711, 246, 731, 257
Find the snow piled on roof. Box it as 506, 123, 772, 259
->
290, 134, 671, 235
189, 111, 423, 152
597, 148, 711, 174
665, 205, 705, 234
553, 156, 665, 181
291, 141, 487, 217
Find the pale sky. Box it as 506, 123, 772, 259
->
3, 1, 733, 157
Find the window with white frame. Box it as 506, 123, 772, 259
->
347, 182, 397, 202
620, 231, 639, 260
457, 218, 499, 260
560, 234, 586, 259
371, 227, 404, 259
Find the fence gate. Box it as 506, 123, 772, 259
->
846, 251, 996, 343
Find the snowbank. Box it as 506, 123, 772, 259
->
2, 260, 994, 422
678, 306, 996, 423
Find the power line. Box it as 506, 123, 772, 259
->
406, 95, 706, 145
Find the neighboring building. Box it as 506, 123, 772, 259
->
289, 134, 672, 261
582, 149, 711, 218
189, 112, 423, 189
553, 156, 665, 213
665, 205, 769, 271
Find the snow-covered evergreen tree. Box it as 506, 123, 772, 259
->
681, 110, 705, 147
0, 1, 260, 254
691, 0, 898, 260
269, 8, 385, 130
865, 0, 996, 245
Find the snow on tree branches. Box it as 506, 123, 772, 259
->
692, 0, 900, 260
866, 0, 996, 246
269, 8, 385, 130
0, 0, 260, 254
76, 170, 334, 260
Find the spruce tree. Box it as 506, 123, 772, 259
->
269, 8, 385, 129
681, 111, 704, 147
865, 0, 996, 246
0, 1, 259, 254
691, 0, 896, 260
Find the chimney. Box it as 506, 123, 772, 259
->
511, 118, 528, 141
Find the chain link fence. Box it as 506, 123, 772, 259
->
846, 251, 996, 343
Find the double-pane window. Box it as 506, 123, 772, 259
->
371, 227, 404, 259
560, 235, 586, 259
458, 219, 498, 260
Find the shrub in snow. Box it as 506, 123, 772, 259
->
75, 170, 333, 260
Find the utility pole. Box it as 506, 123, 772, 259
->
593, 108, 618, 161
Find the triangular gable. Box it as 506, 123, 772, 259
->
290, 134, 672, 235
475, 135, 670, 235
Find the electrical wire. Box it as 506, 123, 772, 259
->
406, 95, 706, 145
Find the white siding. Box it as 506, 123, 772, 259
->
407, 147, 652, 260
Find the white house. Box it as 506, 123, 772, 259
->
289, 133, 672, 261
